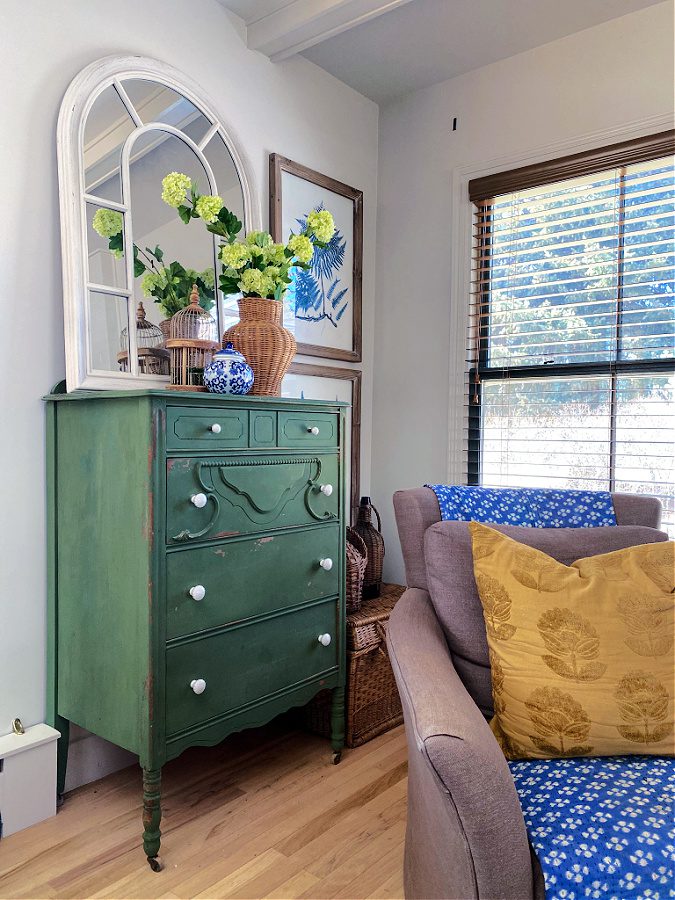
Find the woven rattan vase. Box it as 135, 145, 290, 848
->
222, 297, 296, 396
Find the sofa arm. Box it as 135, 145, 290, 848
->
387, 588, 535, 899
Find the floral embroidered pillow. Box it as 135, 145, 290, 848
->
469, 521, 674, 759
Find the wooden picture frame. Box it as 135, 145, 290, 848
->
285, 363, 361, 523
270, 154, 363, 362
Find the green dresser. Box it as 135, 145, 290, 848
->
45, 388, 347, 869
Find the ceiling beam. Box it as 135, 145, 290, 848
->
246, 0, 413, 62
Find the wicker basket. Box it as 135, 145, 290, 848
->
346, 527, 367, 613
305, 584, 405, 748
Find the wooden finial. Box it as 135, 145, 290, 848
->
189, 284, 199, 306
137, 301, 146, 319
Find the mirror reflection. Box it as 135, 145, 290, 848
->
84, 85, 134, 204
82, 77, 246, 379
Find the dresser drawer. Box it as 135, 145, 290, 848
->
166, 407, 249, 451
166, 454, 339, 544
166, 525, 340, 639
278, 412, 339, 448
166, 600, 338, 735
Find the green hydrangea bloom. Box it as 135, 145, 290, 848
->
220, 243, 251, 269
288, 234, 314, 265
92, 208, 123, 238
199, 268, 215, 288
161, 172, 191, 208
245, 230, 272, 248
195, 195, 223, 224
141, 271, 163, 297
263, 243, 286, 266
307, 209, 335, 243
238, 267, 265, 296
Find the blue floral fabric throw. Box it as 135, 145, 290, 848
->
509, 756, 675, 900
425, 485, 617, 528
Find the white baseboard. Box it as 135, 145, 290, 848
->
64, 726, 137, 793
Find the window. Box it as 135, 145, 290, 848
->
467, 132, 675, 533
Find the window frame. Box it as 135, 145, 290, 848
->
467, 131, 675, 490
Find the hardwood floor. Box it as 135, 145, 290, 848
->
0, 721, 407, 900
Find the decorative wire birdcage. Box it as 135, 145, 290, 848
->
165, 284, 218, 391
118, 302, 170, 375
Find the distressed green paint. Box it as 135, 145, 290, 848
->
166, 598, 339, 735
45, 389, 347, 865
166, 454, 339, 543
166, 524, 340, 639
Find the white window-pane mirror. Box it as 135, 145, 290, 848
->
58, 56, 260, 391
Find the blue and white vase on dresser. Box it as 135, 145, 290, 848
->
203, 342, 254, 395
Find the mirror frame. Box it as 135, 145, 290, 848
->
58, 54, 261, 392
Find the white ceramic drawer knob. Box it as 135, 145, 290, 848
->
319, 557, 333, 571
320, 483, 333, 497
318, 633, 332, 647
189, 584, 206, 602
308, 426, 320, 435
190, 678, 206, 695
209, 423, 222, 434
191, 492, 208, 508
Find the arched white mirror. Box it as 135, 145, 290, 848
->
58, 56, 261, 391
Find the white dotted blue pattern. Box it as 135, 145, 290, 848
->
426, 485, 617, 528
509, 756, 675, 899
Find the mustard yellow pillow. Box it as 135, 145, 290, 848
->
470, 522, 675, 760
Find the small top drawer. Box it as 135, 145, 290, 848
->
278, 412, 339, 448
166, 407, 248, 451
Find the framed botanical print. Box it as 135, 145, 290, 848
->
282, 363, 361, 523
270, 154, 363, 362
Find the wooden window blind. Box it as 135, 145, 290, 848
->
466, 131, 675, 532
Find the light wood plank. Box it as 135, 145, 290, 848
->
0, 722, 407, 900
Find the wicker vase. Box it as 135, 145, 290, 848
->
222, 297, 296, 396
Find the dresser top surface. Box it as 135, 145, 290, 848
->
44, 387, 349, 409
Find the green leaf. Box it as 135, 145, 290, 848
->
153, 245, 163, 262
217, 206, 243, 239
134, 258, 146, 278
108, 232, 123, 252
177, 205, 192, 225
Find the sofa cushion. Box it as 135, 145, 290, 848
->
423, 521, 668, 715
471, 523, 674, 759
509, 755, 675, 900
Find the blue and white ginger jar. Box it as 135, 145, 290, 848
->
203, 342, 254, 395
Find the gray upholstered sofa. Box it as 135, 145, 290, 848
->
387, 487, 667, 900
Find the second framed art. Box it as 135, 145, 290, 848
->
282, 363, 361, 524
270, 154, 363, 362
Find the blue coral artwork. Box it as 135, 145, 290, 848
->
278, 167, 360, 360
285, 204, 349, 331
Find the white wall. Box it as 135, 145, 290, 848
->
0, 0, 377, 788
373, 2, 675, 584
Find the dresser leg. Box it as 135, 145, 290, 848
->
55, 715, 70, 806
142, 767, 162, 871
330, 685, 346, 764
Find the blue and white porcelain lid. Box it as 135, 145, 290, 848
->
213, 342, 246, 362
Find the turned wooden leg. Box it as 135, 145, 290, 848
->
330, 685, 346, 764
142, 767, 162, 871
55, 715, 70, 806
